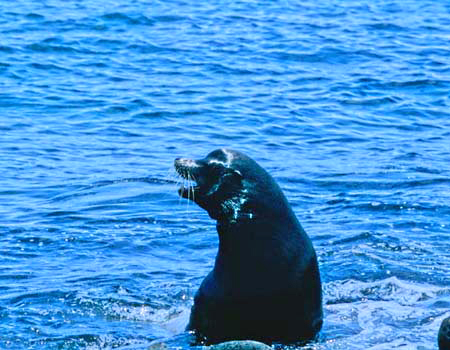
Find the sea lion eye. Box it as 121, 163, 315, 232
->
205, 162, 226, 178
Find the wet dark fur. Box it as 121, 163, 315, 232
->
439, 317, 450, 350
174, 149, 323, 345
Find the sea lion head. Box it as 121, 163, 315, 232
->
174, 149, 288, 222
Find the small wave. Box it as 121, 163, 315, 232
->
198, 62, 256, 75
50, 177, 175, 203
365, 22, 406, 31
100, 12, 155, 26
132, 111, 179, 119
0, 272, 35, 281
92, 177, 177, 187
321, 277, 448, 348
26, 42, 92, 54
340, 96, 399, 106
25, 13, 45, 20
314, 177, 450, 191
412, 166, 442, 175
8, 290, 72, 306
31, 333, 155, 350
329, 231, 373, 245
271, 46, 368, 65
365, 78, 450, 92
29, 62, 71, 72
73, 288, 190, 325
0, 45, 15, 53
86, 216, 160, 225
307, 136, 367, 144
44, 210, 80, 217
153, 15, 186, 23
343, 201, 447, 213
324, 276, 446, 306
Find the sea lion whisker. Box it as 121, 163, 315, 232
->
165, 167, 181, 198
165, 166, 178, 182
172, 171, 182, 204
178, 174, 186, 207
186, 176, 191, 211
189, 173, 196, 203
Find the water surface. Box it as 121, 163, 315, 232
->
1, 0, 449, 349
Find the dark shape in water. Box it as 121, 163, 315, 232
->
439, 317, 450, 350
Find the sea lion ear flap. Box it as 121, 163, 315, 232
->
233, 169, 242, 178
227, 169, 243, 183
219, 169, 243, 188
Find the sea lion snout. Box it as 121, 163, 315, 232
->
175, 158, 205, 184
174, 158, 198, 177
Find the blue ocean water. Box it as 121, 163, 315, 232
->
1, 0, 449, 349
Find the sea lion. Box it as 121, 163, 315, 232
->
174, 149, 323, 345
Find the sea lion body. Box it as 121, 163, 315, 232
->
175, 149, 322, 344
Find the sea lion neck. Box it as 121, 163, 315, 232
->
212, 217, 307, 295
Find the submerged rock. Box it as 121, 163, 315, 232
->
148, 342, 169, 350
206, 340, 272, 350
